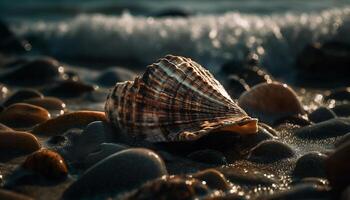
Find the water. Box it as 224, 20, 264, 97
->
2, 0, 350, 80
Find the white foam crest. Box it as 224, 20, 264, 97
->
12, 7, 350, 73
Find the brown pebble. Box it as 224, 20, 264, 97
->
22, 149, 68, 180
0, 131, 41, 153
325, 141, 350, 191
192, 169, 230, 191
0, 123, 12, 131
31, 111, 106, 136
0, 103, 50, 128
0, 189, 34, 200
23, 97, 66, 111
3, 89, 43, 107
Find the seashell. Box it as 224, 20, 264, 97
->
105, 55, 258, 142
238, 82, 305, 123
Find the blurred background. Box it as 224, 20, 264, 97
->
1, 0, 350, 86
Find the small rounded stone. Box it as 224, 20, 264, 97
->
0, 123, 12, 131
84, 143, 128, 167
187, 149, 227, 165
3, 89, 43, 107
295, 118, 350, 139
43, 80, 96, 98
31, 111, 106, 136
0, 103, 50, 128
0, 131, 40, 153
293, 152, 327, 178
0, 58, 63, 86
63, 148, 167, 198
249, 140, 295, 163
0, 189, 34, 200
96, 67, 136, 87
22, 149, 68, 180
23, 97, 66, 111
326, 141, 350, 191
332, 104, 350, 117
192, 169, 230, 191
308, 107, 337, 123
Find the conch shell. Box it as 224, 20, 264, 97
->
105, 55, 258, 142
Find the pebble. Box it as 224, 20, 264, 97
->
308, 107, 337, 123
273, 115, 311, 127
0, 188, 34, 200
43, 80, 96, 98
325, 141, 350, 191
295, 118, 350, 139
123, 176, 208, 200
325, 87, 350, 101
3, 89, 43, 107
192, 169, 230, 191
0, 58, 63, 86
332, 104, 350, 117
84, 143, 128, 167
0, 123, 13, 131
292, 152, 327, 178
22, 149, 68, 180
31, 111, 106, 136
63, 148, 167, 198
249, 140, 295, 163
0, 131, 40, 153
261, 184, 330, 200
95, 67, 136, 87
23, 97, 66, 111
187, 149, 227, 165
0, 103, 50, 128
225, 75, 250, 98
238, 82, 305, 123
335, 132, 350, 147
240, 125, 277, 149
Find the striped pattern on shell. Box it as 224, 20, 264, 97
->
105, 55, 258, 142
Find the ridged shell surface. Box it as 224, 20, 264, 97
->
105, 55, 257, 142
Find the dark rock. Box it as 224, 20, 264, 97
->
325, 87, 350, 101
249, 140, 295, 163
23, 97, 66, 111
192, 169, 230, 191
326, 141, 350, 191
22, 149, 68, 180
240, 124, 277, 149
43, 80, 96, 98
332, 104, 350, 117
335, 132, 350, 147
292, 152, 327, 178
308, 107, 337, 123
46, 135, 68, 146
123, 176, 208, 200
0, 103, 50, 128
96, 67, 136, 87
0, 58, 63, 86
261, 184, 331, 200
84, 143, 128, 167
3, 89, 43, 107
225, 75, 250, 98
63, 148, 167, 198
0, 131, 40, 153
295, 118, 350, 139
187, 149, 227, 165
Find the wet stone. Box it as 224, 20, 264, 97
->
308, 107, 337, 123
332, 104, 350, 117
219, 167, 277, 186
123, 176, 208, 200
192, 169, 230, 191
262, 184, 331, 200
43, 80, 96, 98
335, 132, 350, 147
292, 152, 327, 178
3, 89, 43, 107
0, 103, 50, 128
240, 125, 277, 149
249, 140, 295, 163
326, 141, 350, 191
95, 67, 136, 87
22, 149, 68, 180
295, 118, 350, 139
0, 131, 40, 153
225, 75, 250, 98
84, 143, 128, 167
31, 111, 106, 136
23, 97, 66, 111
0, 58, 63, 86
273, 114, 311, 127
63, 148, 168, 198
292, 177, 329, 187
187, 149, 227, 165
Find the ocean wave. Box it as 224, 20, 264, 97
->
11, 7, 350, 76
